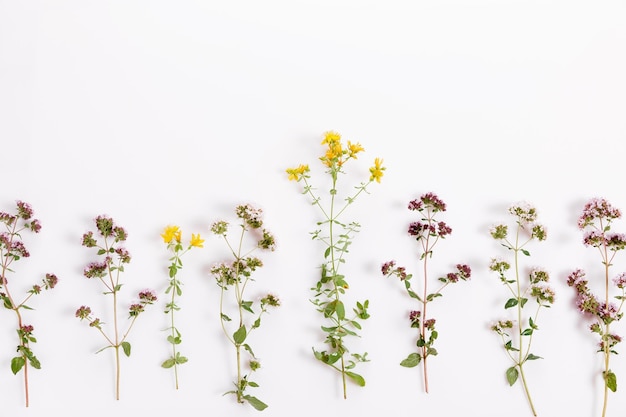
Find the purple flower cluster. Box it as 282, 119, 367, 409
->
577, 197, 622, 229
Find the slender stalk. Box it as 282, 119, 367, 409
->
601, 241, 610, 417
421, 232, 430, 394
169, 281, 180, 389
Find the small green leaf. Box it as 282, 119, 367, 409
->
221, 313, 232, 321
176, 355, 188, 364
167, 335, 181, 345
506, 366, 519, 386
521, 249, 530, 256
121, 341, 131, 357
233, 325, 247, 344
335, 301, 345, 320
248, 381, 259, 387
161, 358, 176, 369
400, 352, 421, 368
10, 357, 25, 375
520, 298, 528, 308
29, 355, 41, 369
243, 395, 268, 411
504, 298, 518, 309
243, 344, 256, 358
526, 353, 542, 360
521, 328, 533, 336
345, 371, 366, 387
606, 370, 617, 392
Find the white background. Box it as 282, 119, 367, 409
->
1, 1, 626, 416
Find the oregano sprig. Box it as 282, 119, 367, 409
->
160, 225, 204, 389
0, 201, 59, 407
76, 215, 157, 400
210, 204, 279, 411
489, 202, 553, 417
567, 197, 626, 417
286, 130, 385, 399
381, 193, 471, 393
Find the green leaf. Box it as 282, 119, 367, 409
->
241, 301, 254, 314
335, 300, 345, 320
233, 325, 247, 344
121, 341, 131, 357
323, 300, 336, 318
243, 395, 268, 411
521, 249, 530, 256
520, 298, 528, 308
400, 352, 421, 368
606, 370, 617, 392
21, 304, 34, 310
176, 355, 188, 364
161, 358, 176, 369
10, 357, 25, 375
243, 344, 256, 358
345, 371, 366, 387
248, 381, 259, 387
221, 313, 232, 321
506, 366, 519, 386
526, 353, 542, 360
521, 328, 533, 336
29, 355, 41, 369
324, 246, 331, 259
504, 298, 518, 309
167, 335, 181, 345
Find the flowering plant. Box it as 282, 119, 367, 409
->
0, 201, 58, 407
76, 215, 157, 400
286, 131, 385, 399
160, 225, 204, 389
567, 198, 626, 417
489, 202, 552, 417
381, 193, 471, 393
210, 204, 279, 411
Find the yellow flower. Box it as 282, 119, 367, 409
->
347, 141, 364, 158
321, 130, 341, 145
190, 233, 205, 248
161, 225, 181, 243
286, 164, 310, 181
369, 158, 385, 183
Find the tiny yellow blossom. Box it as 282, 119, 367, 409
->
369, 158, 385, 183
321, 130, 341, 145
161, 225, 181, 243
347, 141, 365, 158
190, 233, 205, 248
286, 164, 310, 181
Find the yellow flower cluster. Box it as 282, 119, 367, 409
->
319, 130, 365, 167
286, 164, 310, 181
161, 225, 182, 243
369, 157, 385, 183
286, 130, 385, 184
161, 225, 204, 248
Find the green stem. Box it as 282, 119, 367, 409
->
1, 222, 31, 407
514, 224, 536, 415
519, 364, 537, 416
170, 279, 180, 389
329, 178, 348, 400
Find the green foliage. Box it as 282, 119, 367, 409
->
506, 366, 519, 386
0, 201, 59, 407
210, 205, 279, 410
121, 341, 131, 357
489, 202, 551, 416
